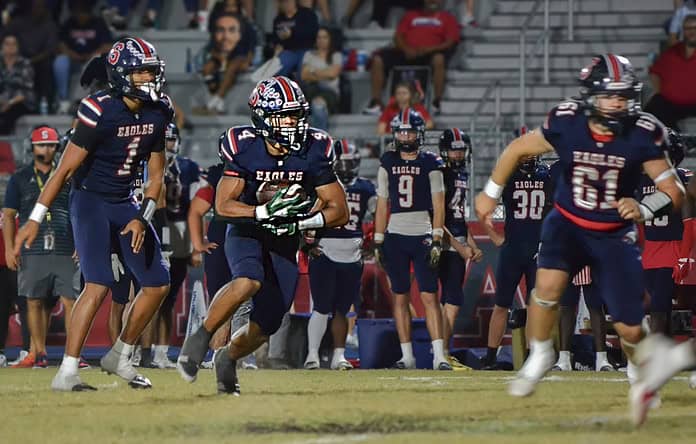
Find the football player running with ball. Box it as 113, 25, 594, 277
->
177, 76, 348, 395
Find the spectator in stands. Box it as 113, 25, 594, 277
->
300, 26, 342, 130
299, 0, 332, 24
3, 0, 57, 113
645, 14, 696, 130
458, 0, 477, 27
272, 0, 319, 78
102, 0, 202, 29
377, 81, 434, 135
0, 34, 34, 135
208, 0, 254, 32
342, 0, 423, 29
0, 146, 16, 368
668, 0, 696, 46
53, 1, 112, 114
362, 0, 459, 115
199, 12, 255, 114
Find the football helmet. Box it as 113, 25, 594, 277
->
248, 76, 310, 153
106, 37, 165, 102
390, 108, 425, 153
438, 128, 471, 171
578, 54, 641, 134
333, 139, 361, 184
666, 127, 686, 167
165, 122, 180, 158
519, 156, 539, 175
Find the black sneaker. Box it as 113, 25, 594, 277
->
177, 327, 212, 383
128, 374, 153, 389
215, 346, 240, 396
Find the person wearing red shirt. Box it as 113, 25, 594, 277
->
645, 14, 696, 129
363, 0, 460, 115
377, 81, 434, 135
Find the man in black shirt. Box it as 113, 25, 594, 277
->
273, 0, 319, 78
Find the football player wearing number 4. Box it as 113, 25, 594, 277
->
14, 37, 173, 391
475, 54, 684, 412
480, 151, 552, 370
374, 108, 451, 371
177, 76, 348, 395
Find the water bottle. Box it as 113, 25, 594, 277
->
39, 97, 48, 115
185, 48, 192, 73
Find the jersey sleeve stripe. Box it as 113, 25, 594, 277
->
82, 98, 103, 116
77, 110, 97, 127
324, 138, 333, 158
226, 128, 238, 155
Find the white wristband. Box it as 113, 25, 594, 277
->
432, 228, 444, 238
374, 232, 384, 242
29, 203, 48, 224
297, 212, 325, 231
254, 204, 269, 222
483, 179, 504, 200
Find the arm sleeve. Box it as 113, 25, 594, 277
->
377, 167, 389, 198
195, 185, 215, 205
3, 175, 19, 210
331, 51, 343, 67
71, 119, 100, 152
429, 170, 445, 194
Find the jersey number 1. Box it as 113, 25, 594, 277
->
117, 137, 141, 176
572, 166, 618, 210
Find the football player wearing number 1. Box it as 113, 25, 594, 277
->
374, 108, 450, 371
475, 54, 684, 405
177, 76, 348, 394
480, 152, 551, 370
14, 37, 172, 391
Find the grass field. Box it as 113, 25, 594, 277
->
2, 368, 696, 443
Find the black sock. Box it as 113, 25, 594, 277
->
141, 348, 152, 367
486, 347, 497, 363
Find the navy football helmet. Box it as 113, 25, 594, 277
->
666, 127, 686, 167
578, 54, 641, 134
248, 76, 310, 153
390, 108, 425, 153
439, 128, 471, 171
165, 122, 180, 158
519, 156, 539, 175
106, 37, 165, 102
333, 139, 361, 184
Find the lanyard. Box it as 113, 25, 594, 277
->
33, 166, 54, 223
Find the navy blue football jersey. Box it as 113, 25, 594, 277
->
443, 168, 469, 238
638, 168, 692, 241
71, 90, 173, 202
380, 150, 444, 213
502, 164, 551, 244
320, 177, 376, 239
165, 156, 201, 222
541, 100, 667, 228
217, 126, 337, 224
202, 163, 227, 244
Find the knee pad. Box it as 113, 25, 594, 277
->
531, 289, 559, 309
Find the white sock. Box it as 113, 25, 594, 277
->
60, 355, 79, 374
595, 351, 608, 369
113, 339, 134, 357
531, 338, 553, 354
400, 342, 414, 362
332, 347, 345, 364
432, 339, 446, 364
558, 350, 571, 365
627, 360, 638, 385
307, 311, 328, 361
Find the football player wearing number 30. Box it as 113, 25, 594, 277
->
14, 37, 173, 392
474, 54, 685, 423
374, 108, 450, 371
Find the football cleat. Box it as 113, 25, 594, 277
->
303, 360, 320, 370
11, 352, 35, 368
214, 346, 240, 396
51, 372, 97, 392
331, 359, 353, 370
436, 361, 453, 371
508, 345, 555, 397
33, 353, 48, 369
128, 375, 153, 389
447, 355, 472, 371
393, 359, 416, 370
176, 327, 211, 383
100, 348, 152, 389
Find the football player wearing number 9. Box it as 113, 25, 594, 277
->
638, 129, 691, 337
374, 108, 450, 370
304, 139, 376, 370
177, 76, 348, 395
475, 54, 685, 408
13, 37, 173, 391
480, 140, 552, 371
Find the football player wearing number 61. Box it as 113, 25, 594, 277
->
480, 132, 552, 371
14, 37, 173, 391
374, 108, 451, 371
474, 54, 684, 413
